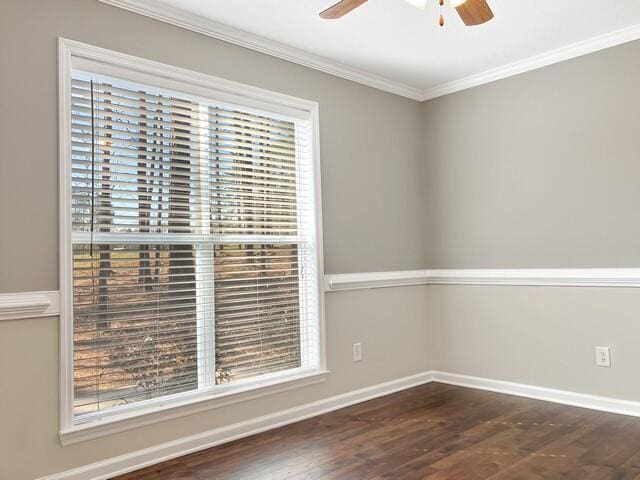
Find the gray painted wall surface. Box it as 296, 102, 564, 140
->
422, 39, 640, 268
0, 0, 427, 295
0, 1, 429, 478
4, 1, 640, 478
428, 285, 640, 401
420, 39, 640, 418
0, 287, 430, 480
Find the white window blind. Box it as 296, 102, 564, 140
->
69, 70, 319, 421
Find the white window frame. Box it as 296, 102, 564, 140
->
58, 38, 327, 446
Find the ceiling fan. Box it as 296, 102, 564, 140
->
320, 0, 494, 27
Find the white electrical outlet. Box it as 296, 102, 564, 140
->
353, 342, 362, 362
595, 346, 611, 367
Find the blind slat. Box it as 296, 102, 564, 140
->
71, 72, 315, 419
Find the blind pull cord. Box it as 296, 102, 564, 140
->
90, 78, 96, 257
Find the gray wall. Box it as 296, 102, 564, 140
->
0, 1, 430, 479
1, 286, 430, 480
421, 40, 640, 407
428, 285, 640, 401
0, 0, 427, 294
4, 1, 640, 478
422, 39, 640, 268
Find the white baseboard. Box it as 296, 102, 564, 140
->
38, 371, 434, 480
38, 369, 640, 479
431, 371, 640, 418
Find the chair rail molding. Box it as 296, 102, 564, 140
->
324, 270, 431, 291
324, 268, 640, 291
2, 269, 637, 320
0, 291, 60, 321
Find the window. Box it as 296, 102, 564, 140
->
59, 39, 324, 438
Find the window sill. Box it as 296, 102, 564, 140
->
59, 369, 329, 446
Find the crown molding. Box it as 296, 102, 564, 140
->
419, 23, 640, 101
99, 1, 640, 103
97, 0, 424, 100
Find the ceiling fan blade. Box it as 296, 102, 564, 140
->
319, 0, 368, 19
453, 0, 494, 26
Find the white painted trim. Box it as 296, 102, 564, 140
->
58, 37, 75, 434
324, 270, 431, 291
97, 0, 640, 102
38, 371, 434, 480
311, 104, 328, 373
59, 369, 329, 446
431, 371, 640, 418
419, 23, 640, 101
0, 269, 633, 317
324, 268, 640, 291
58, 38, 319, 114
97, 0, 424, 100
0, 291, 60, 321
427, 268, 640, 287
1, 269, 633, 322
38, 368, 640, 479
58, 38, 327, 444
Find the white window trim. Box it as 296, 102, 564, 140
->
58, 37, 327, 445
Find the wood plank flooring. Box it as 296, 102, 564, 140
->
114, 383, 640, 479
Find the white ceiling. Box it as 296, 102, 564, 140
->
106, 0, 640, 99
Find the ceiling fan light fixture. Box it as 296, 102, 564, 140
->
319, 0, 494, 26
404, 0, 427, 10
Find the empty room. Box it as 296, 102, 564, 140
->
3, 0, 640, 478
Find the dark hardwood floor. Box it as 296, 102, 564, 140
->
114, 383, 640, 479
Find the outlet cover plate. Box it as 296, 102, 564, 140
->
596, 346, 611, 367
353, 342, 362, 362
